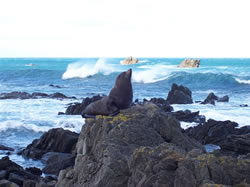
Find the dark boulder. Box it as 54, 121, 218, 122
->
25, 167, 42, 176
142, 98, 173, 112
169, 110, 206, 124
166, 83, 193, 104
19, 128, 79, 160
65, 95, 103, 115
185, 119, 250, 155
31, 92, 49, 97
201, 92, 229, 105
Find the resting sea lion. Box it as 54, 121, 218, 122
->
82, 69, 133, 118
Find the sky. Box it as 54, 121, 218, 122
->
0, 0, 249, 58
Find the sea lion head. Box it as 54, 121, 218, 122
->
114, 69, 132, 87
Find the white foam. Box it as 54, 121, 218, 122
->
132, 64, 172, 83
62, 58, 114, 79
180, 122, 199, 129
235, 78, 250, 84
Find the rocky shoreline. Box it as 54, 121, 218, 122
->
1, 84, 250, 186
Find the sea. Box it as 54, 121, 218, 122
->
0, 58, 250, 168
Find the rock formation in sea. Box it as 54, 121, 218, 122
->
178, 59, 200, 68
120, 56, 139, 65
201, 92, 229, 105
166, 83, 193, 104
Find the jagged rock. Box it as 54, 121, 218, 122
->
166, 83, 193, 104
0, 156, 40, 186
142, 98, 173, 112
65, 95, 103, 115
120, 56, 139, 65
220, 134, 250, 155
19, 128, 79, 160
25, 167, 42, 176
201, 92, 229, 105
185, 119, 250, 155
178, 59, 200, 68
0, 179, 19, 187
169, 110, 206, 124
56, 103, 204, 186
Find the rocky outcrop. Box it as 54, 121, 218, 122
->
201, 92, 229, 105
185, 119, 250, 155
166, 83, 193, 104
138, 97, 174, 112
120, 56, 139, 65
178, 59, 200, 68
56, 103, 250, 187
0, 92, 76, 100
19, 128, 78, 160
64, 95, 103, 115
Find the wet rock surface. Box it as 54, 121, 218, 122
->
166, 83, 193, 104
201, 92, 229, 105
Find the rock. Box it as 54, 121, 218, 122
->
220, 134, 250, 155
0, 145, 14, 151
120, 56, 139, 65
25, 167, 42, 176
169, 110, 206, 124
49, 92, 73, 99
142, 98, 174, 112
166, 83, 193, 104
201, 92, 229, 105
185, 119, 250, 155
56, 103, 204, 186
31, 92, 49, 97
0, 92, 31, 99
0, 156, 40, 186
240, 104, 248, 107
178, 59, 200, 68
49, 84, 62, 88
19, 128, 79, 160
65, 95, 103, 115
0, 179, 19, 187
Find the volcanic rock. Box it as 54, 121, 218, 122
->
166, 83, 193, 104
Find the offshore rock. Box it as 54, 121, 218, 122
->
19, 128, 79, 160
178, 59, 200, 68
56, 103, 204, 187
201, 92, 229, 105
166, 83, 193, 104
120, 56, 139, 65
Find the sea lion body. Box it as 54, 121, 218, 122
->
82, 69, 133, 118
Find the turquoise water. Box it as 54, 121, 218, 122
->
0, 58, 250, 167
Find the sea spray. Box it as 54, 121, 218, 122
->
62, 58, 115, 79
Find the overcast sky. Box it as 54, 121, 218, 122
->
0, 0, 249, 57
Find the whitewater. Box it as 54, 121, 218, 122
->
0, 57, 250, 168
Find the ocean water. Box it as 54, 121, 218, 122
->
0, 58, 250, 168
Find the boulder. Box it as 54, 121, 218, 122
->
141, 98, 173, 112
65, 95, 103, 115
19, 128, 79, 160
178, 59, 200, 68
120, 56, 139, 65
185, 119, 250, 155
169, 110, 206, 124
201, 92, 229, 105
0, 145, 14, 151
166, 83, 193, 104
0, 179, 19, 187
56, 103, 204, 186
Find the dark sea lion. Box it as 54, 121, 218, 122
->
82, 69, 133, 118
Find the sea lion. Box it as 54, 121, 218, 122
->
82, 69, 133, 118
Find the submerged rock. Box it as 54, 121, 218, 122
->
166, 83, 193, 104
120, 56, 139, 65
56, 103, 250, 187
178, 59, 200, 68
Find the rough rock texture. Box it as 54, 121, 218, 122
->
65, 95, 103, 115
120, 56, 139, 65
139, 98, 173, 112
201, 92, 229, 105
56, 103, 205, 186
19, 128, 79, 160
56, 103, 250, 187
0, 156, 41, 186
0, 92, 75, 100
169, 110, 206, 124
185, 119, 250, 155
178, 59, 200, 68
166, 83, 193, 104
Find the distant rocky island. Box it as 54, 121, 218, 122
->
120, 56, 139, 65
178, 59, 200, 68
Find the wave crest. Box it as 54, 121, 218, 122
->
62, 58, 114, 79
235, 78, 250, 84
